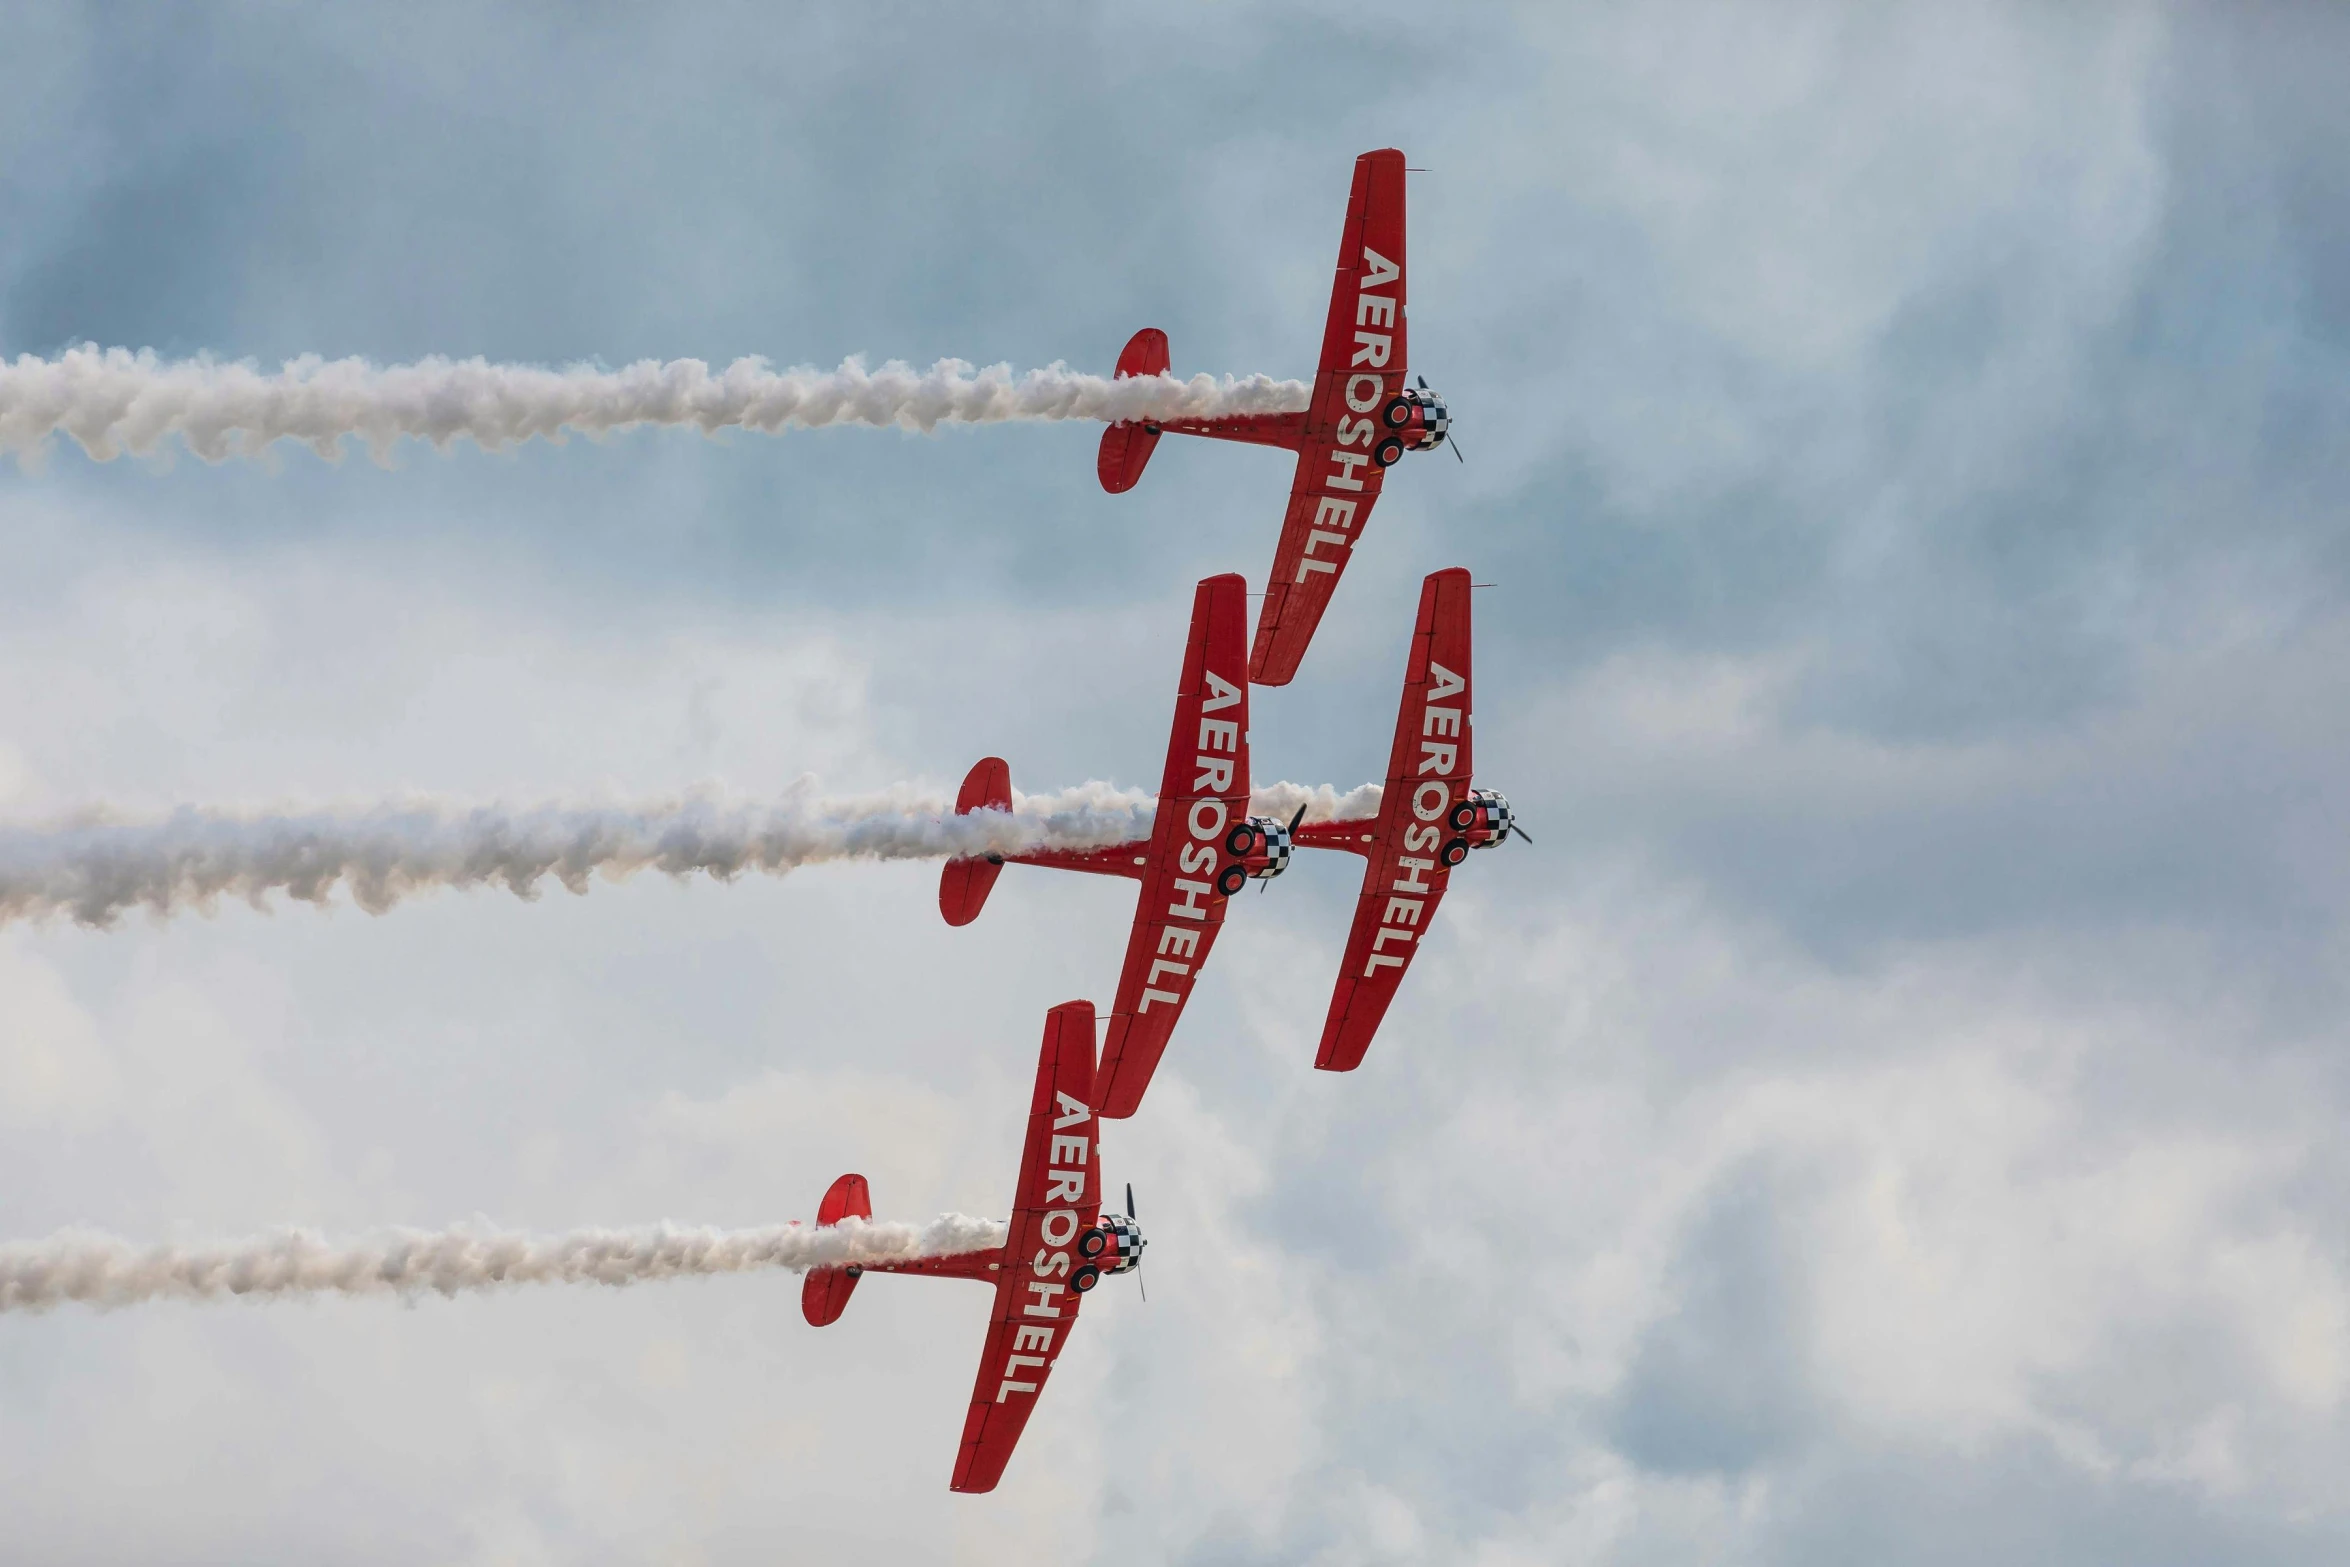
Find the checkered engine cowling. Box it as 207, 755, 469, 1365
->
1410, 386, 1450, 451
1469, 788, 1514, 849
1247, 814, 1293, 880
1088, 1212, 1147, 1274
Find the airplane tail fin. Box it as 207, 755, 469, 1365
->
800, 1172, 874, 1327
1097, 328, 1170, 494
939, 757, 1014, 927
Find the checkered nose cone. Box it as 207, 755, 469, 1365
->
1413, 389, 1450, 449
1095, 1213, 1147, 1274
1470, 789, 1513, 849
1247, 815, 1292, 879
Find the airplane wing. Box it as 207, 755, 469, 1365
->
1316, 568, 1473, 1072
1250, 147, 1409, 686
951, 1001, 1104, 1494
1096, 573, 1253, 1118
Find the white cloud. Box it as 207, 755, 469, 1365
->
0, 938, 116, 1127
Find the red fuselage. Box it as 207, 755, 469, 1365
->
1002, 813, 1292, 884
850, 1250, 1006, 1283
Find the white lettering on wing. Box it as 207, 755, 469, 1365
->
998, 1097, 1095, 1398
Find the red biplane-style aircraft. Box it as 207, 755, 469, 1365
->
800, 999, 1144, 1494
1096, 148, 1451, 687
1290, 567, 1528, 1071
938, 573, 1297, 1119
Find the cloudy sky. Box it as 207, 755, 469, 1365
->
4, 1, 2348, 1560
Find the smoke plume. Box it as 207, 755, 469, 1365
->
0, 779, 1377, 928
0, 347, 1310, 465
0, 1214, 1005, 1312
1253, 780, 1384, 826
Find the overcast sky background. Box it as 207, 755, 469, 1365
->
3, 2, 2348, 1562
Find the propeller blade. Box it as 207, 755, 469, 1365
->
1450, 433, 1465, 465
1288, 803, 1308, 833
1416, 374, 1428, 389
1126, 1182, 1145, 1297
1511, 822, 1534, 845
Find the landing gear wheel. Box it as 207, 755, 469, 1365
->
1448, 799, 1480, 832
1441, 837, 1471, 867
1078, 1228, 1108, 1259
1225, 822, 1260, 856
1070, 1264, 1102, 1293
1381, 394, 1415, 428
1373, 436, 1406, 467
1216, 863, 1250, 896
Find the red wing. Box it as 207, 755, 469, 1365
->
951, 1001, 1103, 1494
1097, 573, 1252, 1119
1313, 149, 1409, 386
1316, 569, 1473, 1072
1250, 148, 1408, 686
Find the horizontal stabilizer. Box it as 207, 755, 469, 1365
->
800, 1173, 874, 1327
1097, 328, 1170, 493
939, 757, 1014, 926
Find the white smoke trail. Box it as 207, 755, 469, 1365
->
0, 1214, 1006, 1313
0, 779, 1376, 929
0, 347, 1311, 466
1253, 780, 1384, 825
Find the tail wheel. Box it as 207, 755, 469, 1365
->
1077, 1228, 1108, 1259
1224, 822, 1260, 856
1448, 799, 1479, 832
1373, 436, 1406, 468
1070, 1265, 1102, 1293
1381, 394, 1414, 429
1441, 837, 1471, 867
1216, 863, 1250, 896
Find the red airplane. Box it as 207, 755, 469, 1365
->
1096, 148, 1451, 688
800, 1000, 1141, 1494
1291, 567, 1527, 1070
938, 573, 1297, 1119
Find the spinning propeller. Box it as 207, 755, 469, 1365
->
1126, 1182, 1146, 1302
